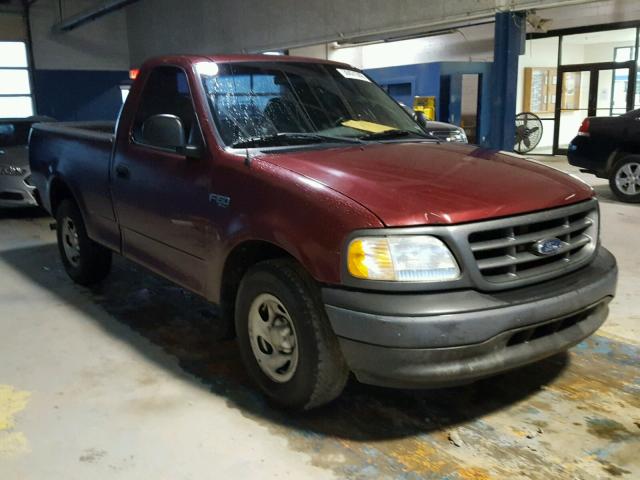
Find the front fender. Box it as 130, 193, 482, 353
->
205, 158, 383, 302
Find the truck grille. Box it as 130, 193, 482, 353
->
467, 201, 598, 285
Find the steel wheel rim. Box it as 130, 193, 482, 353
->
615, 162, 640, 195
247, 293, 299, 383
62, 217, 81, 267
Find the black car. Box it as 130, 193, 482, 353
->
568, 109, 640, 203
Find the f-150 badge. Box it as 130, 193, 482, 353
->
209, 193, 231, 208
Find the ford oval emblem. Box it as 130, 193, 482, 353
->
532, 237, 569, 256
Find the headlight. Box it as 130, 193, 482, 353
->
347, 236, 460, 282
448, 129, 467, 143
0, 166, 26, 176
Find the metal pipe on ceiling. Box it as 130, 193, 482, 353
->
246, 0, 600, 54
52, 0, 140, 33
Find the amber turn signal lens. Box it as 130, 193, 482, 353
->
347, 238, 394, 280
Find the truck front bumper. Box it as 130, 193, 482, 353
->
323, 247, 617, 388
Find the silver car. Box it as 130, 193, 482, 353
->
0, 117, 53, 208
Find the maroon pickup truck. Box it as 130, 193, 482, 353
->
30, 55, 617, 410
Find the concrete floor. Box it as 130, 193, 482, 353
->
0, 159, 638, 479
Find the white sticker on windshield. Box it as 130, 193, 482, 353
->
337, 68, 371, 82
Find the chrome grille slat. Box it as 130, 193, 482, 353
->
470, 217, 593, 252
467, 201, 598, 285
476, 236, 591, 270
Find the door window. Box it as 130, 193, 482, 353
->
557, 71, 591, 150
132, 66, 201, 149
555, 65, 633, 152
0, 122, 32, 147
595, 69, 629, 117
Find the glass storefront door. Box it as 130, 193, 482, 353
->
554, 61, 635, 154
556, 70, 591, 151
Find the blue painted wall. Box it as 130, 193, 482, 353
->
366, 63, 441, 115
33, 70, 128, 121
365, 61, 493, 145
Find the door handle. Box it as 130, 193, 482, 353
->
115, 164, 130, 179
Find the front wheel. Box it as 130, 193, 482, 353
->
235, 259, 349, 410
56, 199, 112, 285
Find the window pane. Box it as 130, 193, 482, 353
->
558, 71, 591, 149
0, 122, 32, 147
0, 69, 31, 95
614, 47, 633, 62
0, 96, 34, 118
0, 42, 28, 68
132, 66, 196, 147
561, 28, 637, 65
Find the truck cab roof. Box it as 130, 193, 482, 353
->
139, 54, 352, 70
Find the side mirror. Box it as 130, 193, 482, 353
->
414, 111, 428, 129
141, 114, 186, 150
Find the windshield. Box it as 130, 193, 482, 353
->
199, 61, 426, 148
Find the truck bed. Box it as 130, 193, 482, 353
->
31, 121, 116, 141
29, 121, 121, 252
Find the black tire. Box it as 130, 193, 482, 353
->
609, 156, 640, 203
235, 259, 349, 410
56, 199, 112, 285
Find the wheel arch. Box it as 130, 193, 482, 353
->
49, 176, 78, 217
218, 239, 299, 337
606, 150, 640, 175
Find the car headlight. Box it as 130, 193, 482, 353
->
447, 129, 467, 143
347, 236, 460, 282
0, 165, 26, 176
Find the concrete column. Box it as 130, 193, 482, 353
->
487, 11, 525, 150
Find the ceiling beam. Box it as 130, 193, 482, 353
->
52, 0, 140, 33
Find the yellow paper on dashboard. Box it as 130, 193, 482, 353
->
340, 120, 397, 133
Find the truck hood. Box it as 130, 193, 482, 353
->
260, 142, 594, 226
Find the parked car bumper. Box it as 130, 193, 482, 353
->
567, 135, 609, 176
323, 247, 617, 388
0, 171, 39, 208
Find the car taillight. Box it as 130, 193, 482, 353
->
578, 118, 590, 137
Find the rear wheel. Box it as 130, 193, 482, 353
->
56, 199, 112, 285
235, 259, 349, 410
609, 156, 640, 203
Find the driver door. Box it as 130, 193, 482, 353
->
111, 66, 212, 294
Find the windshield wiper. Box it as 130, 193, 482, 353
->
231, 132, 363, 148
359, 129, 430, 141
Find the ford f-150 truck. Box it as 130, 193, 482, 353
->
30, 55, 618, 410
